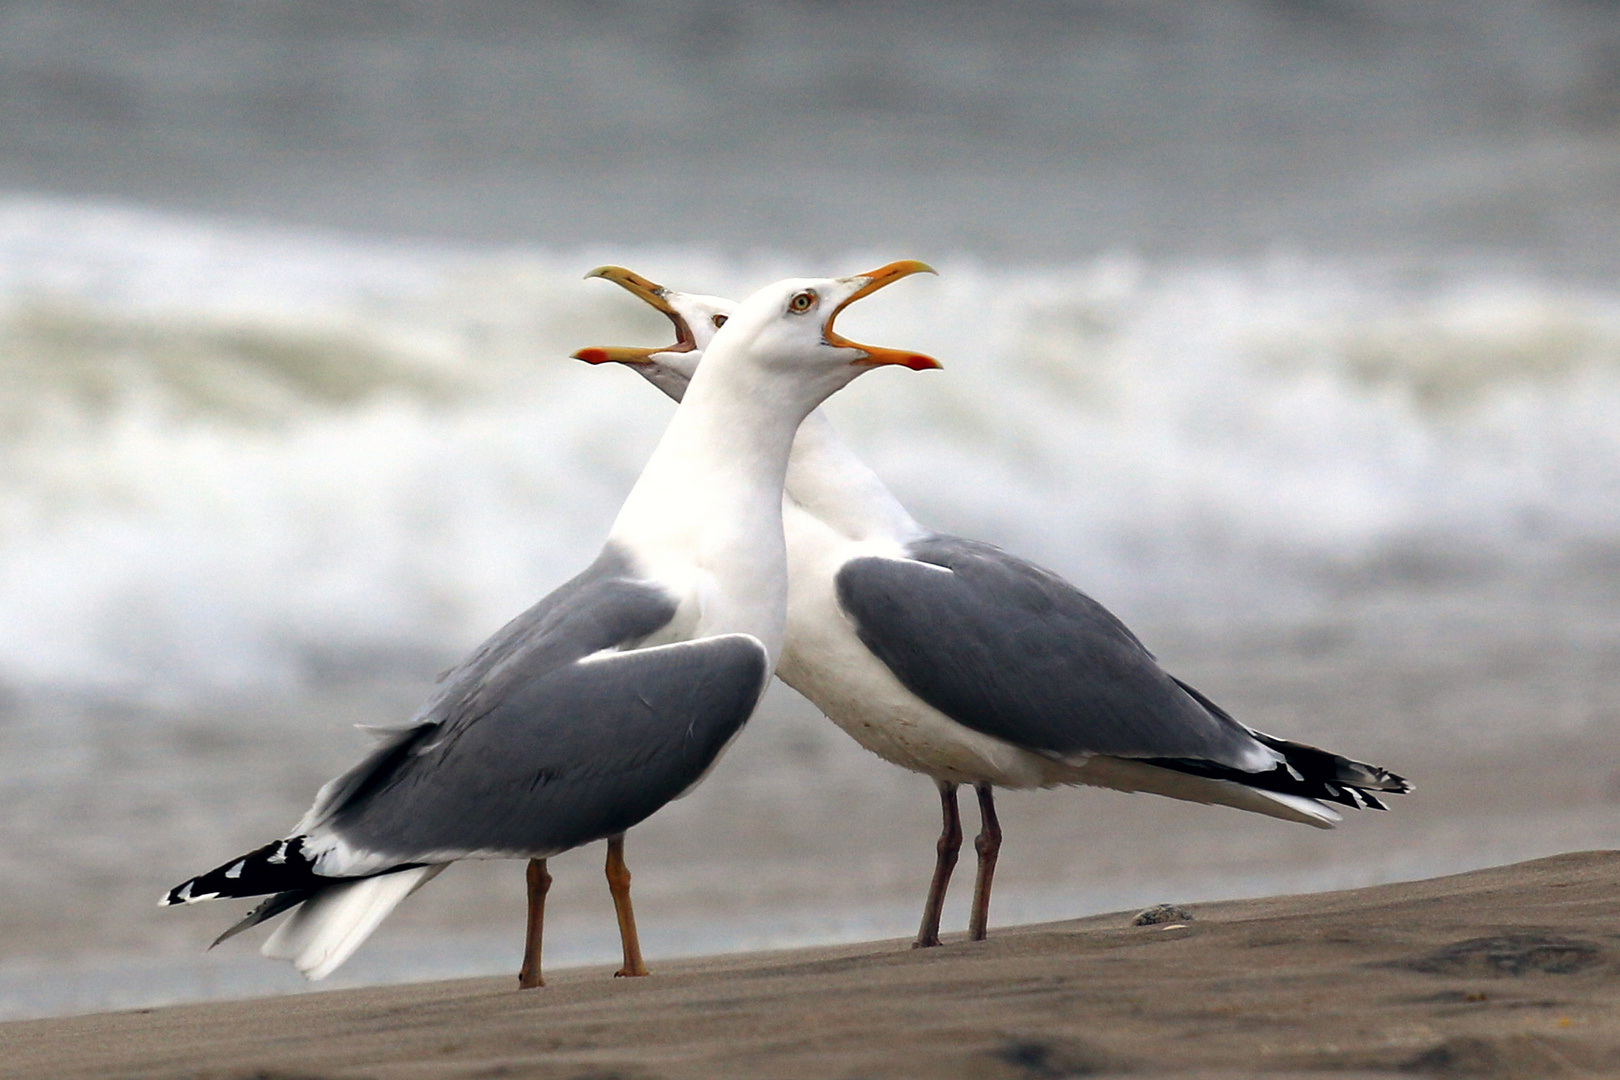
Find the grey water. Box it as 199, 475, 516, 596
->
1, 0, 1618, 1021
3, 0, 1619, 271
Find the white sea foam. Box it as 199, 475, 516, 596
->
1, 196, 1616, 699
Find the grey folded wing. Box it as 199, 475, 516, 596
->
835, 535, 1268, 769
317, 632, 769, 864
299, 541, 770, 865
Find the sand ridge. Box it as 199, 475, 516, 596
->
6, 850, 1620, 1079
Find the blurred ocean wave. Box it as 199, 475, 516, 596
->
0, 197, 1617, 702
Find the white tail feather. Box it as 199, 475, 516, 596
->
261, 865, 444, 980
1056, 755, 1343, 829
1246, 788, 1343, 828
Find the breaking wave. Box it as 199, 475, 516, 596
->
1, 196, 1616, 698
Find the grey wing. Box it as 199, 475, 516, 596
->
423, 542, 682, 732
318, 632, 769, 864
304, 542, 679, 827
835, 535, 1271, 769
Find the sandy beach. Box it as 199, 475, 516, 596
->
5, 850, 1619, 1079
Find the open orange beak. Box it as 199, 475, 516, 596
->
572, 266, 694, 366
824, 260, 941, 370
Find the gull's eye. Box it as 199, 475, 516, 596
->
788, 290, 817, 314
711, 314, 728, 328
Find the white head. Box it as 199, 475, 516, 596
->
575, 262, 939, 407
574, 266, 732, 401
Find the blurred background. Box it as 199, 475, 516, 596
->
1, 0, 1618, 1019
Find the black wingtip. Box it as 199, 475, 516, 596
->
164, 837, 321, 907
163, 878, 221, 907
1144, 717, 1413, 813
1244, 726, 1414, 801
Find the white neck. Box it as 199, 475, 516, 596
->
609, 351, 824, 663
784, 410, 926, 545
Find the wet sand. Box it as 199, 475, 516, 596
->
6, 850, 1620, 1079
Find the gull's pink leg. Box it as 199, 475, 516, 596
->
518, 857, 551, 989
606, 834, 648, 977
914, 780, 962, 948
968, 782, 1002, 942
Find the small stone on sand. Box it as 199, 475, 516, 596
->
1132, 903, 1193, 926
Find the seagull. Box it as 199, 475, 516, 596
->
576, 267, 1412, 949
162, 262, 940, 986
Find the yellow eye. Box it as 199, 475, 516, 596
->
711, 314, 728, 328
788, 290, 816, 313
